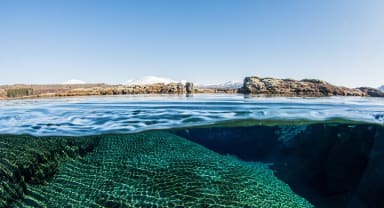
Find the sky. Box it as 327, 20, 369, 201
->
0, 0, 383, 87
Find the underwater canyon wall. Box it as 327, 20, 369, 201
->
174, 123, 384, 208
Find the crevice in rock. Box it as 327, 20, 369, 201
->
174, 124, 383, 207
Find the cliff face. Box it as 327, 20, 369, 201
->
239, 76, 383, 97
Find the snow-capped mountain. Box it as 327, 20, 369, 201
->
379, 85, 384, 91
62, 79, 86, 85
124, 76, 185, 85
199, 81, 243, 89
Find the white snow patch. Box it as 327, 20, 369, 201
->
62, 79, 86, 85
124, 76, 185, 85
197, 80, 243, 89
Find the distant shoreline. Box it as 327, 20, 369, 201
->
1, 76, 383, 100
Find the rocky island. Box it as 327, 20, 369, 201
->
239, 76, 384, 97
0, 76, 383, 99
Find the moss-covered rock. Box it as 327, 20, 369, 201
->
0, 135, 100, 207
13, 132, 312, 207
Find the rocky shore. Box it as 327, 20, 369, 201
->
0, 76, 383, 99
239, 76, 384, 97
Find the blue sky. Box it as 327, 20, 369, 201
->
0, 0, 383, 87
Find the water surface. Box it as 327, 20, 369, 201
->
1, 95, 383, 207
0, 95, 382, 136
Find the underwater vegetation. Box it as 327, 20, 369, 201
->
2, 132, 312, 208
0, 135, 99, 207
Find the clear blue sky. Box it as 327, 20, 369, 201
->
1, 0, 383, 87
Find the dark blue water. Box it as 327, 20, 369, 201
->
0, 95, 383, 207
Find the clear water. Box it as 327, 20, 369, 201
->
0, 95, 383, 207
0, 95, 383, 136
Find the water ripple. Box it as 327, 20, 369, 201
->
0, 95, 383, 136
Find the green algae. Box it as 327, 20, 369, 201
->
10, 132, 313, 207
0, 135, 100, 207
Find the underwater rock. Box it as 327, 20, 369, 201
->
355, 126, 384, 208
175, 126, 281, 161
239, 76, 379, 97
13, 132, 312, 207
175, 124, 384, 207
0, 135, 100, 207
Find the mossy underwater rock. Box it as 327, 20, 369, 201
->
13, 132, 312, 207
0, 135, 100, 207
175, 124, 384, 207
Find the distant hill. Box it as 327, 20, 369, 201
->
379, 85, 384, 91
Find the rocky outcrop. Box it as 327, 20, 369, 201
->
240, 77, 357, 96
358, 87, 384, 97
185, 82, 194, 94
174, 123, 384, 207
0, 135, 100, 207
239, 76, 382, 97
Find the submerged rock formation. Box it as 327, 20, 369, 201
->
10, 132, 312, 207
175, 123, 384, 207
0, 135, 100, 207
239, 76, 372, 96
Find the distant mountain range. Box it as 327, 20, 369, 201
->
62, 76, 243, 89
123, 76, 243, 89
62, 79, 86, 85
198, 81, 243, 89
379, 85, 384, 91
124, 76, 186, 86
